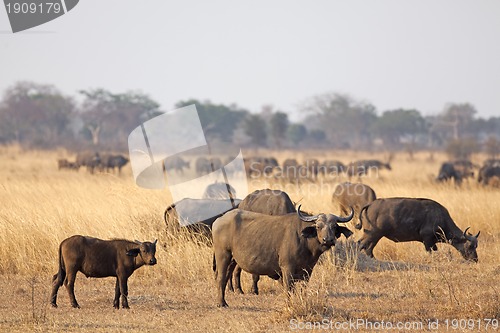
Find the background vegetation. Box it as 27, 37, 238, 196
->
0, 82, 499, 160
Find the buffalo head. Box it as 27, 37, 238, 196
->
455, 227, 480, 262
126, 239, 158, 265
298, 205, 354, 250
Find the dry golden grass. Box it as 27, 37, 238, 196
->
0, 145, 499, 332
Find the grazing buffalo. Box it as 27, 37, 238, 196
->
231, 189, 296, 295
244, 157, 279, 178
164, 156, 190, 174
484, 159, 500, 167
478, 165, 500, 186
50, 235, 157, 309
212, 205, 354, 307
203, 182, 237, 200
164, 198, 241, 241
76, 151, 101, 174
57, 159, 79, 171
282, 158, 301, 179
356, 198, 480, 262
346, 160, 391, 179
332, 182, 376, 229
319, 160, 346, 177
436, 162, 462, 185
304, 159, 320, 180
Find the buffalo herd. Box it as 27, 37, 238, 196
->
57, 152, 129, 174
51, 154, 493, 309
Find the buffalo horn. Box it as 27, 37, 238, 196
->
463, 227, 476, 241
134, 240, 143, 245
474, 231, 480, 238
335, 207, 354, 223
297, 205, 319, 222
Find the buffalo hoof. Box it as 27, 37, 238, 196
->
122, 305, 130, 309
236, 288, 244, 295
71, 303, 80, 309
250, 289, 259, 295
217, 301, 229, 308
113, 305, 119, 309
50, 302, 57, 308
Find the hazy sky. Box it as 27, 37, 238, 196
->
1, 1, 499, 120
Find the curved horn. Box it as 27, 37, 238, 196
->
474, 231, 480, 238
463, 227, 471, 238
336, 207, 355, 223
297, 205, 320, 222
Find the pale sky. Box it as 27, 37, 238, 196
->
1, 0, 499, 121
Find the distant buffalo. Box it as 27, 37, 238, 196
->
357, 198, 480, 262
319, 160, 346, 177
76, 151, 101, 174
57, 159, 79, 171
478, 165, 500, 186
100, 153, 129, 174
346, 160, 391, 179
164, 156, 190, 174
50, 235, 157, 309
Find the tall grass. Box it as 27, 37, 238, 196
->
0, 146, 499, 329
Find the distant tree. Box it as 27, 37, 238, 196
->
485, 136, 500, 159
309, 129, 326, 141
302, 92, 377, 149
270, 111, 289, 148
372, 109, 427, 153
0, 81, 75, 147
175, 99, 248, 144
79, 89, 160, 148
445, 138, 479, 160
287, 124, 307, 145
244, 114, 267, 146
441, 103, 477, 140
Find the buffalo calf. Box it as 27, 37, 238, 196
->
50, 235, 157, 309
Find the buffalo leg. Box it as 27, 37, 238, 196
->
233, 265, 244, 294
215, 251, 232, 307
119, 277, 129, 309
250, 274, 260, 295
49, 271, 65, 307
64, 268, 80, 308
113, 278, 121, 309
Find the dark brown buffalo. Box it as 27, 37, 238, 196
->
231, 189, 296, 295
356, 198, 480, 261
436, 162, 462, 184
49, 235, 157, 309
478, 165, 500, 186
346, 160, 391, 179
164, 198, 241, 242
76, 151, 101, 174
332, 182, 376, 229
244, 157, 279, 178
100, 154, 129, 174
212, 205, 354, 307
164, 156, 190, 174
57, 159, 80, 171
319, 160, 346, 177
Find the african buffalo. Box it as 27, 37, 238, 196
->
436, 162, 462, 184
244, 157, 279, 178
164, 156, 190, 174
76, 151, 101, 174
203, 182, 237, 200
319, 160, 346, 177
346, 160, 391, 179
50, 235, 157, 309
212, 205, 354, 307
356, 198, 480, 262
332, 182, 376, 229
231, 189, 296, 295
304, 159, 320, 180
478, 165, 500, 186
57, 159, 79, 171
163, 198, 241, 241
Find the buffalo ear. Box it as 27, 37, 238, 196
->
336, 226, 353, 239
301, 226, 317, 238
126, 248, 141, 257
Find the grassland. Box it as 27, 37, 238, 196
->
0, 146, 499, 332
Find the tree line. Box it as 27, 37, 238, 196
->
0, 81, 499, 159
